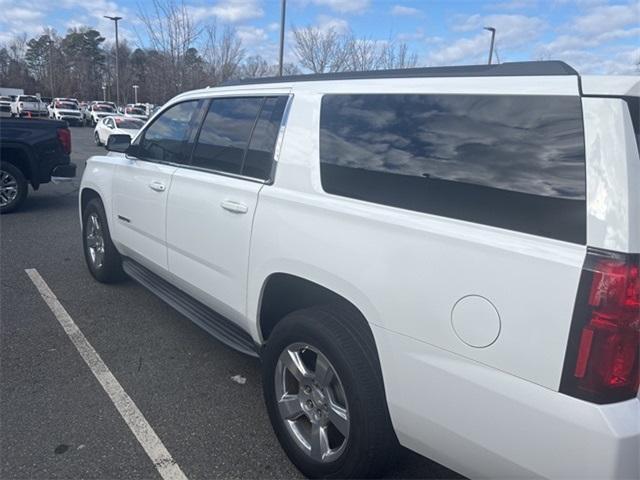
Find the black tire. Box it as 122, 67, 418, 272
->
94, 131, 102, 146
262, 305, 398, 479
0, 162, 28, 214
82, 198, 125, 283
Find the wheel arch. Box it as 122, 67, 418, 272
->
0, 143, 38, 188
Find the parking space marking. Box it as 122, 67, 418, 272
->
25, 268, 189, 480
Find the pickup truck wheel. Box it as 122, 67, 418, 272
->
82, 198, 125, 283
262, 305, 398, 479
94, 131, 102, 146
0, 162, 28, 214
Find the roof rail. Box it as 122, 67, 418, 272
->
223, 61, 578, 87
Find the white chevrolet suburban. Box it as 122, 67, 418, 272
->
79, 61, 639, 479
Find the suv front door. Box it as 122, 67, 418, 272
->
166, 94, 289, 326
111, 100, 202, 274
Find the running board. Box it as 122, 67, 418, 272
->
122, 259, 258, 357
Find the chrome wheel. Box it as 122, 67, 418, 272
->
85, 212, 105, 268
0, 170, 18, 207
275, 343, 350, 463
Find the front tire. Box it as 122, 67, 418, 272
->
262, 305, 398, 478
82, 198, 125, 283
0, 162, 28, 213
94, 131, 102, 146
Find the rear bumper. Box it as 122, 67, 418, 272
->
375, 326, 640, 479
51, 163, 77, 179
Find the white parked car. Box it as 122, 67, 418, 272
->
123, 105, 148, 121
0, 96, 12, 117
10, 95, 47, 117
79, 62, 639, 479
93, 116, 144, 146
86, 103, 117, 126
49, 100, 84, 125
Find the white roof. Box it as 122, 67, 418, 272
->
581, 76, 640, 97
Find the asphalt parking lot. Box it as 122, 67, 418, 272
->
1, 126, 460, 479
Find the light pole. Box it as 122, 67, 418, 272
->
47, 38, 55, 97
104, 15, 122, 106
278, 0, 286, 76
102, 83, 107, 101
484, 27, 496, 65
133, 85, 139, 104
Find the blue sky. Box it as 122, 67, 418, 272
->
1, 0, 638, 74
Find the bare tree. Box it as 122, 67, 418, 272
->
345, 36, 382, 71
241, 55, 272, 78
378, 40, 418, 69
201, 23, 245, 85
292, 26, 350, 73
138, 0, 202, 96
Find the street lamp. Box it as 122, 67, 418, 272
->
102, 83, 107, 101
133, 85, 139, 104
278, 0, 286, 76
484, 27, 496, 65
47, 38, 55, 97
104, 15, 123, 106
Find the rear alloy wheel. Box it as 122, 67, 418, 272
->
275, 343, 350, 463
263, 305, 399, 478
0, 162, 28, 213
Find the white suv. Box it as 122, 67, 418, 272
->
79, 61, 639, 479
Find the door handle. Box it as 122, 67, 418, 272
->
220, 200, 248, 214
148, 181, 166, 192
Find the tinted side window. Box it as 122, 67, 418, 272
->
242, 96, 288, 180
320, 94, 586, 243
138, 101, 199, 163
192, 97, 263, 174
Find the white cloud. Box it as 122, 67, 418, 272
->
315, 14, 350, 35
391, 5, 423, 17
309, 0, 369, 14
236, 26, 268, 46
188, 0, 264, 23
428, 14, 546, 65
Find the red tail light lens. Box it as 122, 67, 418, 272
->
57, 128, 71, 155
561, 249, 640, 403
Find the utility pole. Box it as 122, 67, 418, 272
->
278, 0, 286, 76
133, 85, 139, 104
484, 27, 496, 65
48, 39, 54, 97
104, 16, 122, 106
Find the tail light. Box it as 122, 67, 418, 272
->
57, 128, 71, 155
561, 248, 640, 403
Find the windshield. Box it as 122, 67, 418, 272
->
126, 107, 145, 115
57, 102, 78, 110
115, 118, 144, 129
20, 96, 39, 102
95, 105, 115, 112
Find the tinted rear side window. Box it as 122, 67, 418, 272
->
242, 96, 288, 180
320, 94, 586, 243
192, 97, 263, 174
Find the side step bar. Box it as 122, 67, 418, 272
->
122, 259, 258, 357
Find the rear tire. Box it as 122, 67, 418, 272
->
0, 162, 28, 214
262, 305, 398, 478
82, 198, 125, 283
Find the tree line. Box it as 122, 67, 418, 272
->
0, 0, 417, 105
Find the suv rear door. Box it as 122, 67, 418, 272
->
111, 100, 202, 273
166, 93, 289, 326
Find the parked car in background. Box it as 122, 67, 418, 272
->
94, 116, 144, 146
49, 100, 84, 126
0, 96, 12, 117
10, 95, 47, 118
86, 103, 117, 126
1, 117, 75, 212
79, 61, 639, 480
123, 105, 148, 121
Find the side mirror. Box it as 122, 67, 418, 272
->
106, 134, 131, 153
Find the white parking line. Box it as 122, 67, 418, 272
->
25, 268, 188, 480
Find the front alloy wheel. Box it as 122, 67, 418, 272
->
276, 343, 350, 463
85, 212, 105, 269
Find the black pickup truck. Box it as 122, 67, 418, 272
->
0, 118, 76, 213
